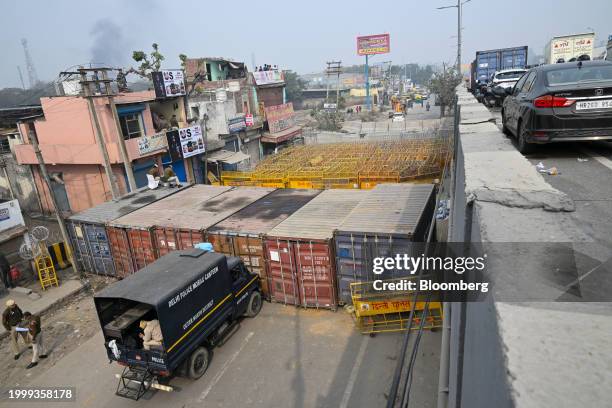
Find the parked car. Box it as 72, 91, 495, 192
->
502, 60, 612, 153
484, 69, 528, 107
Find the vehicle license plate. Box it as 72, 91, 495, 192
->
576, 99, 612, 110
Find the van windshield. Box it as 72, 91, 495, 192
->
546, 65, 612, 86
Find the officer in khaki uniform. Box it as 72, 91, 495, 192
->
23, 311, 47, 369
2, 299, 28, 359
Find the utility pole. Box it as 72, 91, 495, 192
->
102, 69, 137, 192
78, 68, 121, 200
26, 123, 81, 278
325, 61, 342, 109
365, 55, 371, 111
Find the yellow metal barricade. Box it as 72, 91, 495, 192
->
350, 278, 443, 335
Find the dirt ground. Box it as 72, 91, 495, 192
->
0, 275, 110, 388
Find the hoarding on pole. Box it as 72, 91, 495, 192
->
357, 34, 391, 56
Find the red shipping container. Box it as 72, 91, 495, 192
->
107, 185, 231, 277
265, 190, 368, 309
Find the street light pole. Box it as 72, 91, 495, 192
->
457, 0, 462, 75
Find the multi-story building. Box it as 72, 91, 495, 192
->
14, 89, 188, 214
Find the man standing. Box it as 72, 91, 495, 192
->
23, 311, 47, 369
0, 251, 13, 289
2, 300, 28, 360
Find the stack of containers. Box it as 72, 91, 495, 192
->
206, 189, 322, 299
106, 185, 231, 277
66, 186, 187, 276
265, 189, 369, 310
334, 183, 435, 304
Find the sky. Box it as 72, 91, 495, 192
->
1, 0, 611, 88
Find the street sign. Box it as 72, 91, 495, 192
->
357, 34, 391, 56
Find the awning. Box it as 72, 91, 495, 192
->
261, 126, 302, 144
205, 149, 250, 164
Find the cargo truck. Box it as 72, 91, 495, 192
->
474, 46, 528, 87
94, 249, 262, 400
544, 33, 595, 64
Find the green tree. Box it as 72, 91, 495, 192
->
284, 70, 307, 107
429, 64, 461, 117
131, 43, 165, 79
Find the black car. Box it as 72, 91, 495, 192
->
501, 60, 612, 153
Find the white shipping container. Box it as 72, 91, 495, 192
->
544, 33, 595, 64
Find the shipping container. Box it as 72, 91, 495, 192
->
334, 184, 435, 304
106, 185, 231, 277
475, 46, 528, 84
265, 189, 369, 309
206, 189, 322, 299
66, 186, 187, 276
153, 186, 276, 257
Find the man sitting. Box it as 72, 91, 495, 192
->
147, 164, 182, 188
139, 319, 163, 350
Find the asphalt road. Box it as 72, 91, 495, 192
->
4, 302, 441, 408
490, 106, 612, 287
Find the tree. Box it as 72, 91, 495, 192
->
429, 64, 462, 117
284, 70, 307, 107
131, 43, 165, 79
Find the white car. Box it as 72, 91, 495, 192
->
392, 112, 405, 122
491, 69, 528, 90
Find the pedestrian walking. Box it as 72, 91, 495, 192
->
23, 311, 47, 369
2, 299, 28, 360
0, 251, 14, 289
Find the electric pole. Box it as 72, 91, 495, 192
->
325, 61, 342, 109
101, 69, 137, 192
26, 122, 82, 278
78, 68, 121, 200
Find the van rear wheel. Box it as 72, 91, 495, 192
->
187, 347, 210, 380
245, 291, 262, 317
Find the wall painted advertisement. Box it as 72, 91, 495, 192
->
264, 103, 295, 134
253, 70, 284, 85
357, 34, 391, 56
152, 69, 186, 98
178, 125, 205, 158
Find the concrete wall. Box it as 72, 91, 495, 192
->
448, 86, 612, 408
0, 154, 40, 214
32, 164, 127, 214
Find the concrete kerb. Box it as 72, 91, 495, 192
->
0, 278, 90, 340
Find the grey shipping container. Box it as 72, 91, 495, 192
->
334, 183, 435, 304
66, 186, 188, 276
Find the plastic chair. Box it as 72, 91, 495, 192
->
146, 174, 159, 189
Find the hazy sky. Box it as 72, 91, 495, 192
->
1, 0, 611, 88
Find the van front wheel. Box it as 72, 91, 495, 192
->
188, 347, 210, 380
245, 291, 262, 317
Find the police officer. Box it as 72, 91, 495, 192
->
23, 311, 47, 369
2, 300, 28, 359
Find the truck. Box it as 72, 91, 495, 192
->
474, 46, 528, 87
94, 249, 262, 400
544, 33, 595, 64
